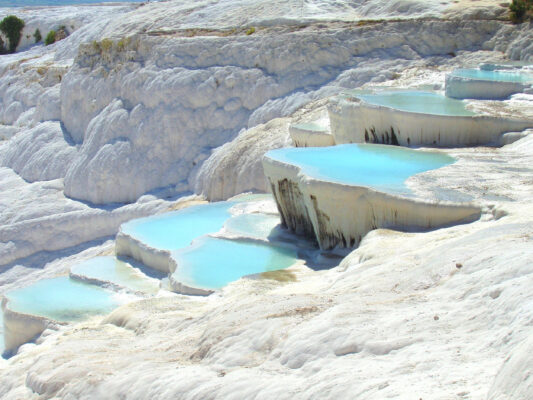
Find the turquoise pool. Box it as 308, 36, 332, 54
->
224, 213, 281, 240
70, 257, 160, 294
450, 68, 533, 84
266, 143, 454, 195
121, 202, 234, 251
358, 91, 476, 116
171, 236, 297, 291
5, 277, 121, 322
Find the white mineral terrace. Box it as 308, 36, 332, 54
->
289, 121, 334, 147
263, 144, 482, 250
1, 276, 129, 354
445, 68, 533, 100
1, 0, 533, 398
328, 91, 533, 147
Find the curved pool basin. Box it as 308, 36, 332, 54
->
329, 90, 533, 146
357, 91, 476, 116
265, 143, 454, 195
449, 68, 533, 84
70, 256, 160, 294
4, 277, 121, 323
446, 68, 533, 100
263, 143, 482, 250
170, 236, 298, 293
120, 202, 234, 252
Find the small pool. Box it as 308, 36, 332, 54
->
358, 91, 476, 116
70, 257, 160, 294
171, 237, 297, 291
266, 143, 454, 195
4, 277, 122, 322
224, 213, 281, 240
450, 68, 533, 84
121, 202, 234, 251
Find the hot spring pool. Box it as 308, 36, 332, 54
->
120, 202, 234, 251
357, 91, 476, 116
171, 236, 298, 291
449, 68, 533, 84
70, 257, 160, 294
4, 277, 122, 322
265, 143, 454, 195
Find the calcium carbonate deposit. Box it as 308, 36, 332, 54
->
0, 0, 533, 398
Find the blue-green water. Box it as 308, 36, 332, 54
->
266, 143, 454, 194
5, 277, 121, 322
121, 202, 234, 251
70, 256, 159, 294
0, 0, 143, 6
451, 68, 533, 83
358, 91, 476, 116
224, 213, 281, 240
171, 237, 297, 290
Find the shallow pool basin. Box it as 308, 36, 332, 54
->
263, 143, 482, 250
120, 202, 234, 252
329, 90, 533, 146
357, 91, 476, 116
170, 236, 298, 293
266, 143, 454, 195
70, 256, 160, 294
446, 68, 533, 100
4, 277, 121, 323
450, 68, 533, 84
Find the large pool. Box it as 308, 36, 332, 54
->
171, 236, 297, 291
266, 143, 454, 195
358, 91, 476, 116
450, 68, 533, 84
4, 277, 122, 322
120, 202, 234, 251
70, 256, 160, 294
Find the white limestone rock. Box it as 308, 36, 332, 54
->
445, 72, 532, 100
34, 85, 61, 123
328, 94, 533, 147
193, 118, 291, 201
0, 122, 77, 182
0, 167, 189, 266
0, 124, 18, 140
488, 335, 533, 400
59, 17, 511, 203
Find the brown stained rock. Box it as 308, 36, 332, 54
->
54, 28, 68, 42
